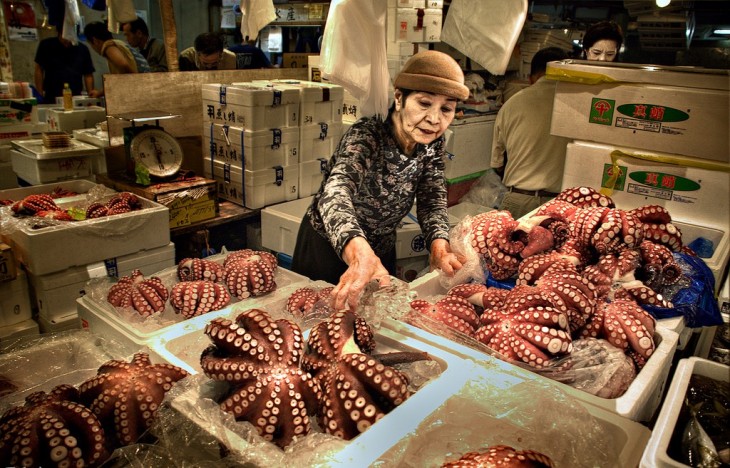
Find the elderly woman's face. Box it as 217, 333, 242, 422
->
394, 90, 457, 149
586, 39, 619, 61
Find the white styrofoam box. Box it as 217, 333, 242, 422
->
0, 270, 33, 328
77, 265, 312, 358
0, 162, 17, 189
72, 127, 110, 148
423, 8, 443, 42
1, 196, 170, 276
204, 156, 298, 209
10, 148, 94, 185
659, 316, 693, 351
307, 56, 361, 124
30, 242, 175, 323
388, 0, 426, 7
260, 196, 313, 257
641, 357, 729, 467
201, 83, 300, 131
562, 141, 730, 288
396, 255, 429, 282
374, 357, 651, 468
298, 158, 327, 198
396, 207, 460, 259
37, 311, 80, 334
166, 325, 475, 466
0, 123, 39, 143
55, 95, 101, 108
389, 8, 443, 43
0, 98, 37, 126
203, 123, 299, 171
406, 270, 680, 422
46, 106, 106, 133
0, 144, 10, 163
443, 114, 495, 180
0, 179, 98, 201
547, 60, 730, 162
0, 318, 39, 352
250, 79, 344, 125
298, 121, 342, 163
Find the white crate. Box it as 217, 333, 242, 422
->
250, 79, 344, 125
30, 242, 175, 323
201, 83, 300, 131
299, 121, 343, 163
0, 98, 37, 126
203, 123, 300, 171
547, 60, 730, 162
204, 156, 298, 209
10, 148, 96, 185
37, 311, 80, 334
641, 357, 729, 467
562, 141, 730, 289
405, 271, 680, 422
0, 270, 33, 328
0, 318, 39, 352
1, 196, 170, 276
78, 262, 312, 358
46, 106, 106, 133
298, 158, 326, 198
443, 114, 495, 180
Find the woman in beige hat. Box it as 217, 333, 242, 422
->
291, 50, 470, 311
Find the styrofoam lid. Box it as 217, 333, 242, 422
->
204, 123, 300, 146
253, 79, 346, 101
202, 83, 300, 107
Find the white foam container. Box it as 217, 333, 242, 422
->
298, 158, 327, 197
30, 242, 175, 323
442, 114, 495, 180
641, 357, 729, 467
298, 121, 343, 163
201, 83, 300, 131
10, 146, 97, 185
37, 310, 81, 334
249, 79, 344, 125
1, 194, 170, 276
401, 271, 680, 422
203, 123, 300, 171
204, 156, 298, 209
46, 107, 106, 133
0, 269, 33, 328
77, 258, 311, 356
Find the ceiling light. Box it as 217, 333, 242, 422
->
655, 0, 671, 7
714, 29, 730, 35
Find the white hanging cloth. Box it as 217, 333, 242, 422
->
320, 0, 388, 119
441, 0, 528, 76
107, 0, 137, 32
62, 0, 81, 45
240, 0, 276, 41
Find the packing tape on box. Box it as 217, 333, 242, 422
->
601, 149, 730, 197
546, 67, 622, 85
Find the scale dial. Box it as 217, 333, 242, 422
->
129, 127, 184, 178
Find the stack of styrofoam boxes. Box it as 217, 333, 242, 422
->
0, 244, 39, 348
386, 0, 443, 82
201, 83, 301, 209
0, 123, 44, 189
254, 80, 345, 198
517, 27, 574, 81
547, 60, 730, 347
307, 55, 361, 132
9, 137, 102, 186
0, 180, 174, 333
73, 126, 110, 176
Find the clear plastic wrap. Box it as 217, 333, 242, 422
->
460, 169, 508, 210
437, 215, 486, 291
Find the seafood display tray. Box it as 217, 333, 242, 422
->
640, 357, 730, 468
0, 330, 129, 412
77, 262, 312, 357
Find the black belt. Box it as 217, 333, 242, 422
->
508, 186, 559, 197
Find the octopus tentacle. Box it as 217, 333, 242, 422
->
170, 280, 231, 318
410, 297, 480, 336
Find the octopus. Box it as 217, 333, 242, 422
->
628, 205, 683, 252
86, 193, 144, 219
285, 286, 334, 318
177, 257, 225, 283
470, 211, 522, 280
554, 186, 614, 209
302, 310, 411, 440
11, 194, 59, 215
577, 298, 656, 369
200, 309, 320, 448
170, 280, 231, 318
34, 209, 74, 221
637, 240, 682, 289
516, 252, 578, 287
475, 286, 573, 369
223, 249, 278, 299
0, 384, 108, 468
78, 352, 189, 447
447, 283, 510, 313
410, 295, 481, 336
442, 445, 555, 467
107, 269, 169, 316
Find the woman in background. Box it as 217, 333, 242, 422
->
582, 20, 624, 62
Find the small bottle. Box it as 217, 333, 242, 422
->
62, 83, 73, 111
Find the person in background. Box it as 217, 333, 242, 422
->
227, 31, 271, 69
121, 17, 168, 72
178, 32, 237, 71
491, 47, 572, 220
83, 21, 150, 97
291, 50, 469, 311
34, 28, 95, 104
582, 20, 624, 62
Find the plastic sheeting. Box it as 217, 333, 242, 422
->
239, 0, 276, 42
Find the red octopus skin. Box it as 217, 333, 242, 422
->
555, 186, 615, 208
442, 444, 555, 467
286, 286, 334, 317
106, 269, 169, 316
34, 209, 74, 221
223, 249, 278, 299
11, 194, 59, 215
447, 283, 510, 311
170, 280, 231, 318
177, 257, 225, 283
411, 296, 481, 336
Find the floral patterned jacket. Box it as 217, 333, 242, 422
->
307, 115, 450, 259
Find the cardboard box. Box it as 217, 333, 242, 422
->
201, 83, 300, 131
282, 53, 318, 69
547, 60, 730, 162
203, 123, 300, 171
204, 157, 298, 209
0, 270, 32, 328
0, 242, 17, 282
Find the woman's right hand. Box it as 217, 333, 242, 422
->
331, 236, 390, 312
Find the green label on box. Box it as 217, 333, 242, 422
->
601, 163, 627, 190
628, 171, 700, 191
616, 104, 689, 122
589, 98, 615, 126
